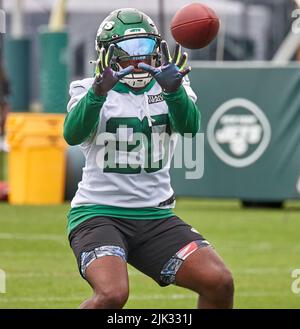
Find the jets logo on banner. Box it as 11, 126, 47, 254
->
207, 98, 271, 168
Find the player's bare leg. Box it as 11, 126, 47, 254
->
80, 256, 129, 309
175, 247, 234, 309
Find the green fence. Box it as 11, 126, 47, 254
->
171, 63, 300, 201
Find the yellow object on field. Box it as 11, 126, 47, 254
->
6, 113, 67, 205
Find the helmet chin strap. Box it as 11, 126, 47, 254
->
116, 61, 153, 89
120, 73, 153, 89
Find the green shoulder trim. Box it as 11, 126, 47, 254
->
67, 204, 174, 234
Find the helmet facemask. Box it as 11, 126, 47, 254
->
115, 36, 160, 89
98, 36, 161, 90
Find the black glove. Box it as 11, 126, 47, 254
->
93, 44, 134, 96
138, 40, 191, 93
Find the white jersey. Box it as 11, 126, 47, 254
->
67, 78, 197, 209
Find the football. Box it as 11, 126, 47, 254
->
170, 3, 220, 49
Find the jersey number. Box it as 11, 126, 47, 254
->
103, 114, 170, 174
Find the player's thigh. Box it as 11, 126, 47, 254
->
84, 256, 129, 297
175, 246, 233, 295
69, 217, 129, 292
128, 216, 210, 286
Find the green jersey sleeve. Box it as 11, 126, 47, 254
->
163, 84, 201, 137
63, 88, 106, 146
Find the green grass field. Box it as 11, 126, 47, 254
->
0, 198, 299, 309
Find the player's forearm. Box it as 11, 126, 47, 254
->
64, 89, 106, 145
164, 85, 200, 136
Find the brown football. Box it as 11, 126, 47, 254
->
171, 3, 220, 49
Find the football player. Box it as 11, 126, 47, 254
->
64, 8, 234, 309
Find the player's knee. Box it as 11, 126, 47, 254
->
195, 264, 234, 302
93, 286, 129, 309
207, 267, 234, 301
217, 269, 234, 299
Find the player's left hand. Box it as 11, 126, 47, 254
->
93, 44, 134, 96
138, 40, 191, 93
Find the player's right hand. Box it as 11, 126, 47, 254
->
92, 44, 134, 97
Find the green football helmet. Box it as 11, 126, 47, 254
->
95, 8, 161, 89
